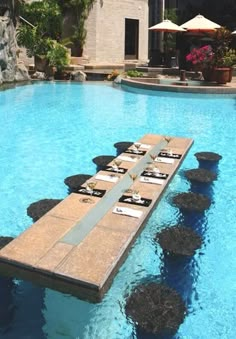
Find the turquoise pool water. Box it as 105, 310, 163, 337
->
0, 82, 236, 339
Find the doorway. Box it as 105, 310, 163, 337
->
125, 19, 139, 60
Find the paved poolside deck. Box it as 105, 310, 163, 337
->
0, 134, 193, 302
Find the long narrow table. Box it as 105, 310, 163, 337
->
0, 134, 193, 302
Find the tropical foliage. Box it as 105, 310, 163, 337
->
55, 0, 95, 53
186, 28, 236, 69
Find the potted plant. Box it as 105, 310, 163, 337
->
16, 0, 63, 73
210, 28, 234, 84
215, 49, 236, 82
46, 41, 70, 79
185, 28, 236, 84
186, 45, 216, 80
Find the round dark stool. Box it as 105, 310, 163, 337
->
195, 151, 222, 172
0, 236, 14, 250
172, 192, 211, 213
92, 155, 116, 171
27, 199, 62, 222
113, 141, 133, 156
157, 225, 202, 257
156, 225, 202, 303
125, 282, 186, 337
172, 192, 211, 236
64, 174, 92, 193
185, 168, 216, 197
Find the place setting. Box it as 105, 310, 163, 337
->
124, 142, 147, 156
77, 180, 106, 203
111, 172, 151, 217
141, 164, 169, 180
104, 158, 128, 175
158, 148, 182, 160
148, 152, 175, 164
119, 191, 152, 207
138, 164, 166, 185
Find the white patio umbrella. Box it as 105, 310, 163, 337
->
180, 14, 221, 32
149, 19, 186, 33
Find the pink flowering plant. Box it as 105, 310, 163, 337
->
186, 45, 214, 68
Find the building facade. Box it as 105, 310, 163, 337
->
84, 0, 149, 64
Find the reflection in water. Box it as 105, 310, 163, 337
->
0, 277, 15, 334
160, 253, 200, 307
0, 277, 46, 339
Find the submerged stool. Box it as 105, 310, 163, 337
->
0, 236, 14, 250
156, 226, 201, 304
125, 282, 186, 337
92, 155, 116, 171
27, 199, 62, 222
172, 192, 211, 236
195, 152, 222, 172
64, 174, 92, 193
157, 225, 202, 257
172, 192, 211, 213
113, 141, 133, 156
185, 168, 216, 197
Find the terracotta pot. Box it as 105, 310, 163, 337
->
228, 67, 233, 82
214, 67, 230, 84
202, 67, 216, 82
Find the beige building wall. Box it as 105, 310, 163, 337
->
84, 0, 149, 63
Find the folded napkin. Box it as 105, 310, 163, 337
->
140, 176, 164, 185
117, 155, 138, 162
158, 151, 182, 159
125, 149, 146, 156
154, 157, 174, 164
113, 206, 143, 218
140, 143, 151, 149
95, 174, 119, 183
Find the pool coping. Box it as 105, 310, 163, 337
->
121, 77, 236, 94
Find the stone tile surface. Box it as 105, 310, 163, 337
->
139, 134, 165, 145
36, 242, 74, 271
55, 225, 133, 286
48, 193, 100, 221
0, 216, 77, 266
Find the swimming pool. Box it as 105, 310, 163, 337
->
0, 81, 235, 338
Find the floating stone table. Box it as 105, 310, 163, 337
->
125, 283, 186, 337
0, 134, 194, 302
27, 199, 62, 222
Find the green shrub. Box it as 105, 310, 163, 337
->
126, 70, 143, 77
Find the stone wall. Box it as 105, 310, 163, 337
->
84, 0, 149, 63
0, 11, 29, 85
